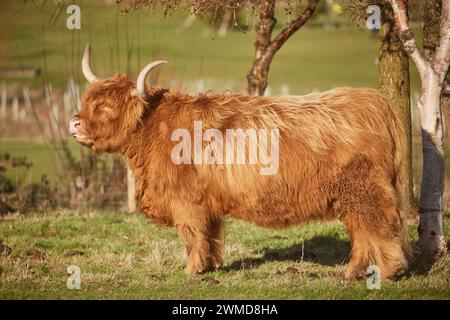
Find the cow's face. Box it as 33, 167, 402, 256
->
70, 44, 166, 153
70, 74, 143, 152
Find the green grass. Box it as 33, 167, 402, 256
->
0, 210, 449, 299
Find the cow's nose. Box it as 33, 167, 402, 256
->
69, 119, 81, 135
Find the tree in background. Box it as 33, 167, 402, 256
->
245, 0, 319, 95
378, 2, 413, 211
119, 0, 320, 95
343, 0, 414, 210
388, 0, 449, 264
423, 0, 450, 142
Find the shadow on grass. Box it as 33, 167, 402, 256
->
224, 236, 350, 271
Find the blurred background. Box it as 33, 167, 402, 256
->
0, 0, 431, 213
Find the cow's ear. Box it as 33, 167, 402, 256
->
122, 94, 146, 130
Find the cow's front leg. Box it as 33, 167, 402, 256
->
176, 224, 212, 275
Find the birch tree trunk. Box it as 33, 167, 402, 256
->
423, 0, 450, 142
389, 0, 449, 262
378, 4, 413, 210
247, 0, 319, 96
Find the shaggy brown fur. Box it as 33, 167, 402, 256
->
71, 73, 411, 279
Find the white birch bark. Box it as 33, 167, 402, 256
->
389, 0, 450, 259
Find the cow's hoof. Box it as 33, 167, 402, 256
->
344, 266, 366, 281
184, 264, 210, 275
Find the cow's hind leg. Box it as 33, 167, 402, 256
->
337, 170, 409, 280
343, 207, 408, 280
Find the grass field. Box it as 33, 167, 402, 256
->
0, 210, 449, 299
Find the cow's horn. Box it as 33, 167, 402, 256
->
136, 60, 167, 100
82, 44, 101, 83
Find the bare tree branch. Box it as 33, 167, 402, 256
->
435, 0, 450, 82
389, 0, 430, 80
247, 0, 319, 95
259, 0, 319, 71
247, 0, 276, 96
255, 0, 276, 61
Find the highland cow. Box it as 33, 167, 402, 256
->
70, 45, 411, 279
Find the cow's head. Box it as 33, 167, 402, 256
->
69, 44, 167, 153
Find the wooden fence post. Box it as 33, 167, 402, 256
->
12, 96, 19, 122
127, 167, 136, 213
0, 82, 7, 119
63, 90, 71, 122
23, 87, 32, 113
